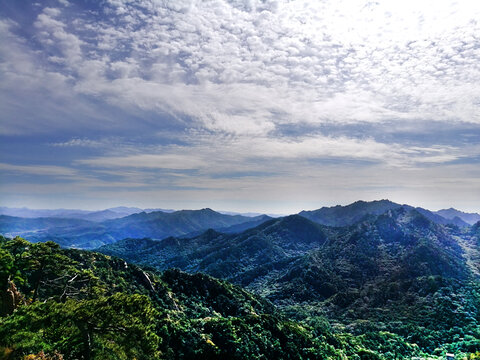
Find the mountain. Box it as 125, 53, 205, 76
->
2, 202, 479, 358
0, 215, 112, 249
298, 199, 404, 226
100, 208, 271, 240
76, 209, 132, 222
107, 206, 144, 214
413, 207, 469, 227
436, 208, 480, 225
0, 206, 143, 222
266, 208, 470, 300
99, 208, 476, 293
184, 214, 273, 236
219, 211, 285, 218
0, 209, 273, 249
0, 207, 91, 219
0, 236, 427, 360
98, 215, 329, 281
143, 207, 176, 213
98, 207, 480, 353
299, 199, 471, 228
0, 215, 93, 235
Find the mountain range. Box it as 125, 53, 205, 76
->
299, 199, 473, 228
97, 203, 480, 353
98, 205, 478, 300
0, 200, 478, 250
1, 200, 479, 358
0, 209, 271, 249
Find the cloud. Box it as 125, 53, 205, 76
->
0, 163, 78, 177
1, 0, 480, 212
50, 138, 113, 148
74, 132, 471, 180
77, 153, 207, 170
3, 0, 480, 137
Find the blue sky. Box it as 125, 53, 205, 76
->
1, 0, 479, 213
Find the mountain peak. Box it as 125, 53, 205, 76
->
436, 207, 480, 225
299, 199, 403, 227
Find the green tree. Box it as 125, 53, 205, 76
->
0, 293, 160, 359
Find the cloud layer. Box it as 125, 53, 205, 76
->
0, 0, 479, 212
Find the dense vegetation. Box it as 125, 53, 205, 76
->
0, 236, 419, 360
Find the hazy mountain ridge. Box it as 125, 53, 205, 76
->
1, 200, 476, 250
298, 199, 404, 226
0, 206, 143, 221
299, 199, 473, 228
99, 207, 476, 295
436, 208, 480, 225
0, 208, 273, 249
0, 215, 95, 239
98, 214, 330, 281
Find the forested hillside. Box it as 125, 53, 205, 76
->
0, 236, 441, 359
99, 208, 480, 357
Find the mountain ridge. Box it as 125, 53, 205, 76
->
0, 208, 274, 249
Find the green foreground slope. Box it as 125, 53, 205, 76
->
0, 236, 427, 360
1, 234, 479, 359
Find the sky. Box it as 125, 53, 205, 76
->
0, 0, 479, 214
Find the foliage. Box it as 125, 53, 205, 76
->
0, 237, 344, 359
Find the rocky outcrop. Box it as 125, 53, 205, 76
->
0, 281, 23, 316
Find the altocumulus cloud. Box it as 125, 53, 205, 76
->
0, 0, 479, 212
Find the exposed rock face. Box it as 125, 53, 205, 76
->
0, 281, 23, 316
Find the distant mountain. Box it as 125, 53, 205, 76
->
298, 199, 404, 226
183, 214, 273, 237
412, 207, 467, 228
143, 207, 176, 213
100, 208, 270, 240
0, 208, 272, 249
0, 206, 143, 222
0, 215, 110, 249
299, 199, 471, 228
0, 206, 91, 219
0, 215, 92, 234
436, 208, 480, 225
76, 209, 131, 222
107, 206, 144, 214
3, 203, 479, 357
266, 208, 470, 303
99, 208, 475, 293
219, 211, 285, 218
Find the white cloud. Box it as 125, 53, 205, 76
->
77, 153, 207, 170
3, 0, 480, 136
0, 163, 78, 177
50, 138, 106, 147
1, 0, 480, 212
